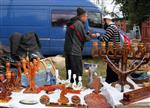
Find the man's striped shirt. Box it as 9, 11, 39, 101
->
101, 24, 120, 45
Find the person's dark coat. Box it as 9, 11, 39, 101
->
64, 17, 91, 56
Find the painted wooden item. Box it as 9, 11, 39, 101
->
21, 58, 40, 93
121, 86, 150, 105
96, 42, 150, 92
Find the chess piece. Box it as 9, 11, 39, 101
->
72, 74, 77, 90
77, 76, 82, 90
0, 74, 12, 103
58, 89, 69, 105
65, 70, 72, 87
87, 64, 98, 88
10, 72, 17, 91
15, 62, 23, 91
90, 77, 103, 93
72, 75, 82, 90
55, 69, 61, 84
85, 77, 111, 108
5, 62, 15, 91
68, 70, 71, 82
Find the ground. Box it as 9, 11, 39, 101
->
59, 57, 107, 87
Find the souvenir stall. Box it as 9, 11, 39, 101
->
0, 41, 150, 108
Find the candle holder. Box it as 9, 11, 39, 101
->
14, 62, 23, 91
5, 62, 15, 91
5, 61, 23, 92
0, 74, 12, 103
21, 57, 40, 93
92, 42, 150, 92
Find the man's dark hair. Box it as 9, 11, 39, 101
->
77, 8, 86, 16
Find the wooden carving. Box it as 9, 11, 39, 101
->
5, 62, 15, 91
98, 42, 150, 92
37, 84, 65, 93
40, 95, 50, 104
71, 95, 81, 105
90, 77, 103, 93
85, 77, 111, 108
85, 92, 112, 108
0, 74, 12, 103
14, 62, 23, 91
58, 89, 69, 105
107, 42, 114, 55
92, 42, 99, 58
121, 86, 150, 105
21, 58, 40, 93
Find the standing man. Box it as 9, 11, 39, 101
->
98, 15, 120, 83
64, 8, 98, 83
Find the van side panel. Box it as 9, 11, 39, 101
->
0, 6, 51, 54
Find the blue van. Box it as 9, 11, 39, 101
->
0, 0, 105, 55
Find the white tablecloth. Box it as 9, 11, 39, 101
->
1, 77, 150, 108
0, 88, 93, 108
101, 77, 150, 108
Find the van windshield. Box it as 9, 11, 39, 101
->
88, 12, 102, 28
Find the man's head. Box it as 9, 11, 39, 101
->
103, 15, 113, 25
77, 8, 87, 23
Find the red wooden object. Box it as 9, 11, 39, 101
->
0, 74, 12, 103
21, 58, 40, 93
142, 20, 150, 43
121, 86, 150, 105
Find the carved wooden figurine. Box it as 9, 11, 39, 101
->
21, 58, 40, 93
0, 74, 12, 103
5, 62, 15, 91
15, 62, 23, 91
85, 77, 111, 108
58, 89, 69, 105
98, 42, 150, 92
92, 41, 99, 58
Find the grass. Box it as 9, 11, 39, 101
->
59, 57, 107, 86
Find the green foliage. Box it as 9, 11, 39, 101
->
114, 0, 150, 27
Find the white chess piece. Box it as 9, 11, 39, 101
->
77, 76, 82, 90
72, 74, 77, 90
68, 70, 71, 82
65, 70, 72, 87
55, 69, 61, 84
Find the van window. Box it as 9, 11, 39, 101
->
52, 10, 76, 27
88, 12, 102, 28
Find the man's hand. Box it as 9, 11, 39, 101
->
91, 33, 100, 38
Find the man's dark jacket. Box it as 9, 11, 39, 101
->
64, 17, 91, 56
